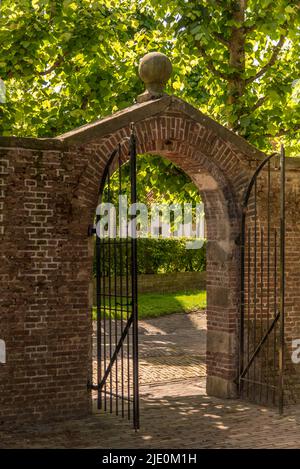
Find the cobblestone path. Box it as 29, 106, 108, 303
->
1, 311, 300, 449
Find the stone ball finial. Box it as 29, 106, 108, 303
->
137, 52, 172, 103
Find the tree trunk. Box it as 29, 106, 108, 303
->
227, 0, 247, 128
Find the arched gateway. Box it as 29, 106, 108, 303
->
1, 53, 300, 427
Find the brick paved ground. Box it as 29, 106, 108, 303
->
92, 310, 207, 392
1, 311, 300, 448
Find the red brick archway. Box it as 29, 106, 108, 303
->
3, 95, 300, 425
67, 100, 254, 400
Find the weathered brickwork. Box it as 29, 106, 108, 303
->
242, 168, 300, 403
0, 96, 300, 425
0, 141, 94, 425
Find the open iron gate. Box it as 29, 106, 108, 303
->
238, 145, 285, 413
89, 126, 139, 430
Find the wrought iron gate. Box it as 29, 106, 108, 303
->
238, 145, 285, 413
89, 127, 139, 430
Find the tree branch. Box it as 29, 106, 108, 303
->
196, 43, 230, 80
81, 94, 89, 110
207, 0, 223, 6
250, 95, 266, 112
213, 32, 230, 47
265, 124, 300, 138
242, 24, 257, 34
245, 35, 285, 85
233, 96, 267, 131
39, 54, 67, 76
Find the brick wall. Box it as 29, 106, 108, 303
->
0, 139, 94, 425
138, 271, 206, 294
92, 271, 206, 302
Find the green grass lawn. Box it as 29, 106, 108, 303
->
92, 290, 206, 320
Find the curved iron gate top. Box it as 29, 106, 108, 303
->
239, 145, 286, 413
89, 126, 139, 430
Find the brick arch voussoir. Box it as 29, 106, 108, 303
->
136, 115, 248, 197
76, 114, 244, 237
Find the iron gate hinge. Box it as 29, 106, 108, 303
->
88, 224, 96, 236
235, 234, 242, 246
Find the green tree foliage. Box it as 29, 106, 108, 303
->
103, 154, 200, 205
164, 0, 300, 154
0, 0, 163, 136
0, 0, 299, 155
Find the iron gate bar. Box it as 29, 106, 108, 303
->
240, 311, 280, 380
260, 227, 264, 402
126, 228, 130, 419
241, 377, 276, 389
114, 229, 118, 415
273, 228, 278, 405
107, 169, 113, 413
92, 385, 133, 402
130, 125, 140, 431
253, 180, 257, 400
118, 152, 125, 417
96, 207, 103, 410
279, 144, 286, 414
266, 160, 271, 402
97, 314, 134, 389
246, 226, 251, 397
102, 220, 107, 411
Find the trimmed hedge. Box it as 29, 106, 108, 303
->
93, 238, 206, 276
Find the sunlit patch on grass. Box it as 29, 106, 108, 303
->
92, 290, 207, 320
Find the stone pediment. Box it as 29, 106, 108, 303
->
58, 95, 264, 164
